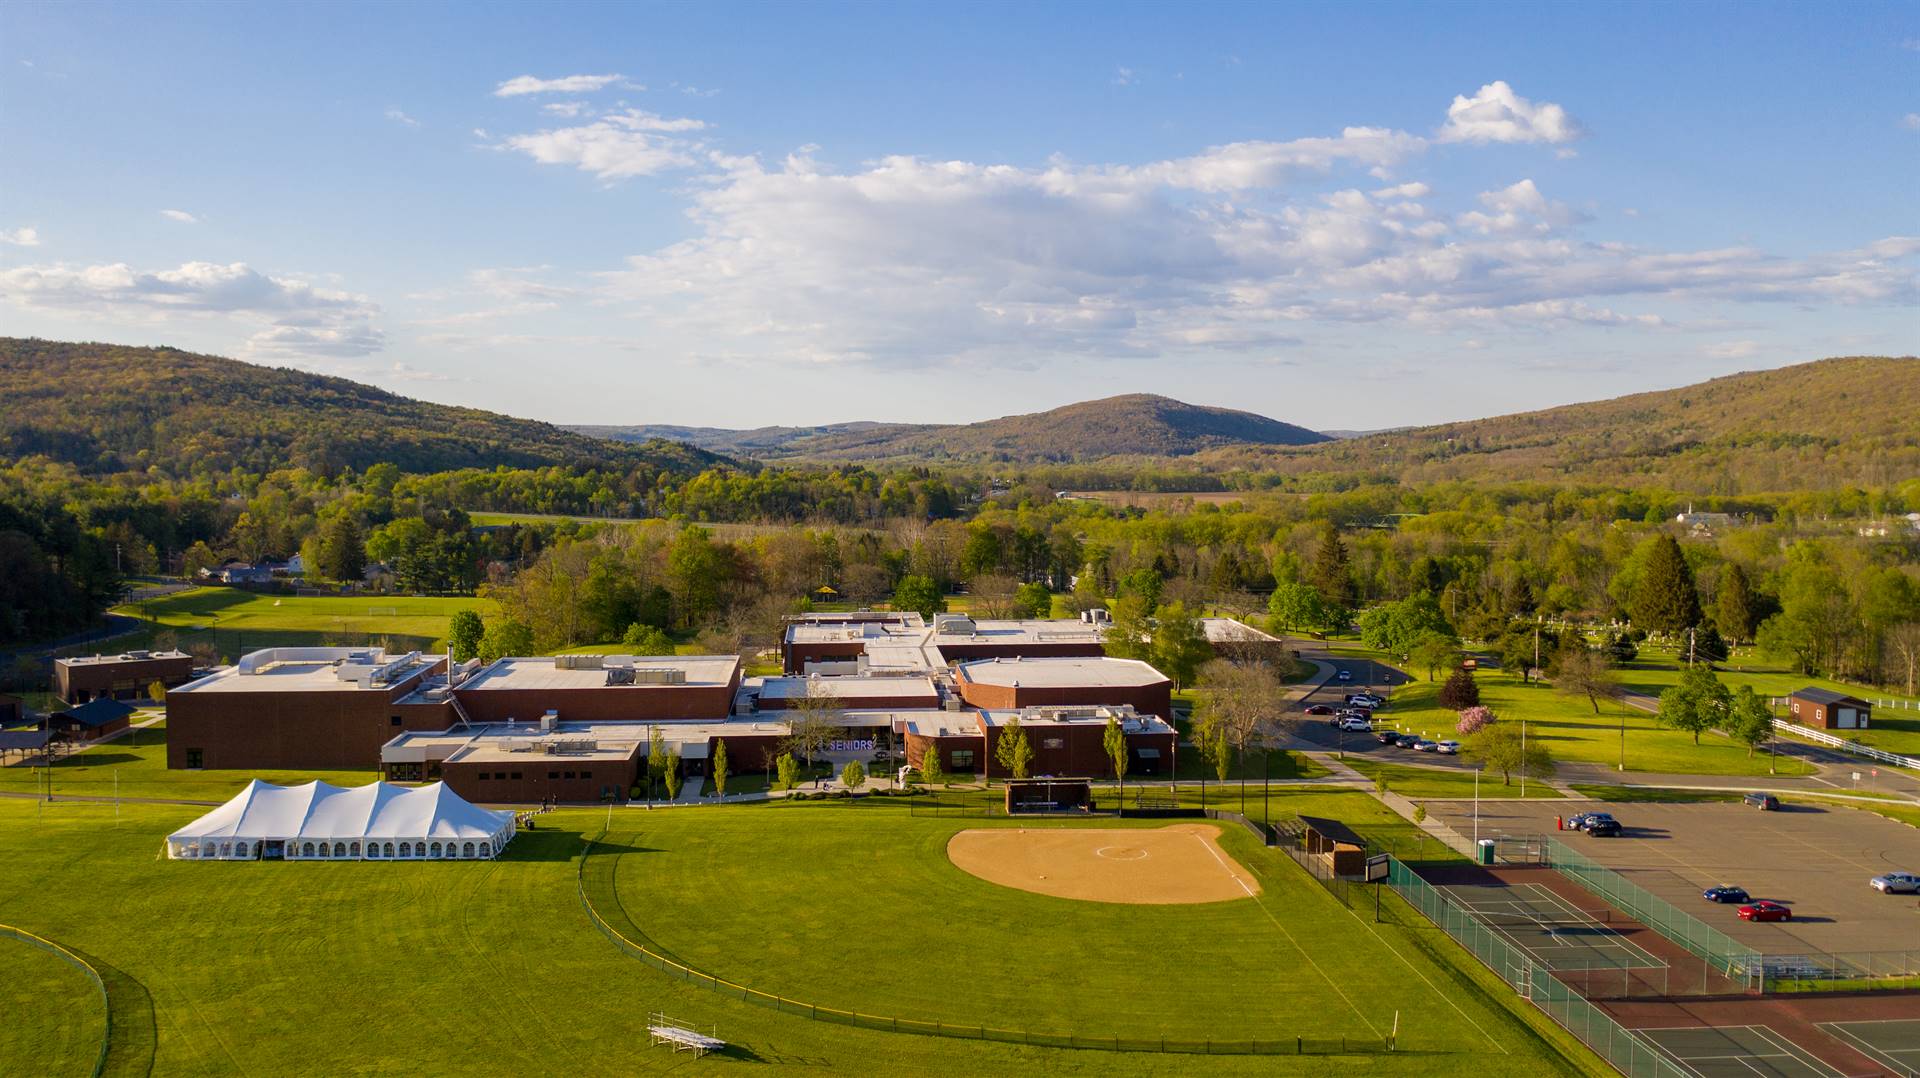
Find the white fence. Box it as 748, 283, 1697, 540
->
1770, 719, 1920, 770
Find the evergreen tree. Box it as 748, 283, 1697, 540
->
1717, 563, 1757, 643
1310, 527, 1350, 606
918, 745, 945, 786
1103, 713, 1129, 787
1437, 668, 1480, 709
1630, 535, 1701, 635
711, 739, 729, 799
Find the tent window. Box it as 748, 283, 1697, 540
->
235, 843, 248, 858
430, 842, 442, 857
333, 842, 346, 857
220, 843, 232, 858
301, 842, 316, 857
463, 841, 475, 857
349, 841, 360, 857
383, 842, 395, 858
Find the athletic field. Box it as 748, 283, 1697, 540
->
0, 793, 1608, 1075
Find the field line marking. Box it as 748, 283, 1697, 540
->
1521, 884, 1667, 968
1745, 1025, 1844, 1077
1192, 833, 1381, 1040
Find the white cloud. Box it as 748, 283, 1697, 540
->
1371, 181, 1430, 200
160, 209, 198, 223
1903, 112, 1920, 131
1113, 66, 1136, 87
385, 107, 421, 128
1, 226, 40, 246
0, 260, 385, 357
1438, 81, 1582, 145
493, 73, 626, 97
542, 101, 592, 118
1703, 340, 1761, 359
499, 109, 708, 180
1457, 178, 1587, 234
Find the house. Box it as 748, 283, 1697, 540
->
1673, 505, 1737, 536
198, 561, 276, 585
47, 698, 137, 742
1788, 687, 1872, 731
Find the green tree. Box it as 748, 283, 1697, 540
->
646, 726, 668, 798
1103, 712, 1129, 787
890, 574, 947, 619
840, 760, 866, 791
1465, 722, 1555, 787
1409, 632, 1462, 682
775, 752, 799, 791
711, 738, 729, 799
1629, 534, 1701, 636
1200, 722, 1234, 781
1102, 595, 1153, 661
1437, 668, 1480, 709
994, 715, 1033, 780
663, 748, 684, 800
1550, 646, 1621, 715
1656, 666, 1730, 746
1358, 594, 1455, 658
621, 622, 676, 655
313, 513, 366, 583
1266, 580, 1327, 636
1716, 563, 1758, 643
147, 679, 167, 703
1310, 526, 1350, 606
1014, 581, 1052, 619
477, 617, 534, 663
1150, 601, 1212, 689
918, 744, 945, 787
665, 527, 724, 628
447, 609, 484, 663
1726, 686, 1775, 759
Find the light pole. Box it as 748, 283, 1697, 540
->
1520, 719, 1528, 799
1473, 765, 1480, 846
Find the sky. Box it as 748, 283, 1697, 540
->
2, 1, 1917, 430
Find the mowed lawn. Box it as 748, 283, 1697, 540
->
0, 934, 103, 1078
94, 587, 497, 661
0, 796, 1606, 1077
1350, 661, 1814, 777
0, 721, 378, 803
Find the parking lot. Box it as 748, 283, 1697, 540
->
1421, 799, 1920, 954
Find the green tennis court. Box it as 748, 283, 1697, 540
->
1818, 1019, 1920, 1077
1437, 881, 1666, 971
1638, 1026, 1840, 1077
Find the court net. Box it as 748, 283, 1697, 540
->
1458, 908, 1612, 931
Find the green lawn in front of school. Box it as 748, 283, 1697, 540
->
0, 796, 1608, 1077
0, 934, 103, 1078
0, 721, 378, 804
1341, 759, 1567, 801
97, 587, 497, 663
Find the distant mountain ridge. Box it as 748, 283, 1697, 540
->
579, 394, 1329, 462
0, 338, 733, 478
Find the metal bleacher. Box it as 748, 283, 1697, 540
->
648, 1013, 724, 1057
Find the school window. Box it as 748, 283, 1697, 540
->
185, 748, 204, 768
478, 772, 491, 781
582, 770, 593, 780
510, 772, 522, 780
548, 771, 559, 779
951, 750, 974, 768
1042, 738, 1064, 750
390, 715, 402, 726
564, 771, 575, 780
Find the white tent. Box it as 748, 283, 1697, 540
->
167, 779, 517, 861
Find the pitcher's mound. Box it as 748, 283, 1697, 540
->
945, 824, 1260, 905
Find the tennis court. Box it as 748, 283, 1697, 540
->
1438, 880, 1667, 972
1818, 1019, 1920, 1077
1638, 1026, 1840, 1077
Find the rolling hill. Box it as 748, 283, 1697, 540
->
1199, 356, 1920, 492
578, 394, 1328, 463
0, 338, 733, 478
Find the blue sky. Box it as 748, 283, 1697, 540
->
3, 1, 1916, 429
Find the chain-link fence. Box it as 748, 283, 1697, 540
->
1542, 837, 1758, 976
1, 924, 110, 1078
1737, 949, 1920, 993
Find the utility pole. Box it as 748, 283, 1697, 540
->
1520, 719, 1528, 799
1688, 627, 1697, 668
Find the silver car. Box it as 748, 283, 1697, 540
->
1870, 872, 1920, 894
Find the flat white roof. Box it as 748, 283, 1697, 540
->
758, 675, 939, 702
174, 654, 435, 694
383, 718, 794, 765
979, 706, 1173, 734
898, 713, 984, 738
456, 655, 740, 692
1198, 618, 1281, 644
58, 650, 190, 667
957, 656, 1168, 689
785, 616, 1104, 648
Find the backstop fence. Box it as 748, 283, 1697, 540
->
1381, 859, 1692, 1078
1, 924, 111, 1078
576, 829, 1393, 1057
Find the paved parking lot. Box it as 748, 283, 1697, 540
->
1422, 799, 1920, 953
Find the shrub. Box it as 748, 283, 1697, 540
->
1456, 706, 1495, 736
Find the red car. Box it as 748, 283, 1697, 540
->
1304, 704, 1335, 716
1737, 900, 1792, 923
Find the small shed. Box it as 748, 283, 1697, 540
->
1298, 814, 1370, 878
47, 698, 136, 742
1788, 687, 1871, 731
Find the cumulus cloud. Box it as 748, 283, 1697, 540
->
1457, 178, 1587, 234
499, 109, 708, 179
1, 226, 40, 246
1438, 81, 1582, 145
0, 260, 385, 357
493, 73, 627, 97
160, 209, 198, 223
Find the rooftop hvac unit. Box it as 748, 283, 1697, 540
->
631, 668, 687, 685
126, 650, 152, 660
555, 654, 605, 671
605, 666, 637, 686
943, 696, 963, 711
933, 614, 977, 636
541, 738, 598, 755
539, 710, 559, 734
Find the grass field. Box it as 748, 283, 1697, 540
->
1342, 759, 1566, 800
1319, 643, 1815, 777
1617, 645, 1920, 756
0, 932, 103, 1078
0, 791, 1608, 1076
0, 721, 378, 804
95, 587, 497, 663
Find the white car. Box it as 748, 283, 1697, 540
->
1871, 872, 1920, 894
1336, 669, 1352, 682
1340, 718, 1373, 732
1349, 694, 1385, 709
1436, 740, 1460, 755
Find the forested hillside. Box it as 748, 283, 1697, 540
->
577, 394, 1328, 463
0, 338, 731, 479
1198, 356, 1920, 493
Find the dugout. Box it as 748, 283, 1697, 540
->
1004, 778, 1092, 814
1297, 815, 1370, 878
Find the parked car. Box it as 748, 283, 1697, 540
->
1349, 693, 1384, 708
1305, 704, 1335, 716
1565, 812, 1599, 830
1436, 740, 1460, 755
1574, 812, 1617, 832
1586, 819, 1623, 837
1336, 669, 1352, 682
1870, 872, 1920, 894
1374, 729, 1400, 744
1738, 900, 1792, 922
1394, 734, 1420, 748
1743, 792, 1779, 811
1341, 718, 1374, 733
1414, 738, 1438, 752
1702, 886, 1751, 904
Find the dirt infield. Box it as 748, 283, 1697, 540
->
945, 824, 1261, 905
